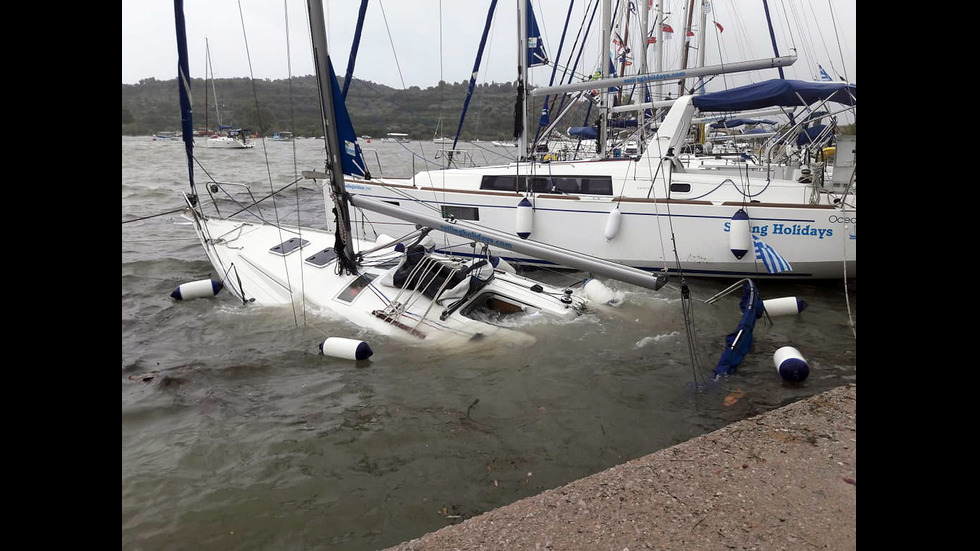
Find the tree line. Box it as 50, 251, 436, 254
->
122, 76, 854, 141
122, 76, 596, 141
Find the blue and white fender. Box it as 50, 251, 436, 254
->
516, 197, 533, 239
490, 255, 517, 274
171, 279, 223, 300
729, 208, 751, 259
774, 346, 809, 381
320, 337, 373, 361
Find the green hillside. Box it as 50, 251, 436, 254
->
122, 76, 596, 141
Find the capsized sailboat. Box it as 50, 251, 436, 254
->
169, 0, 635, 353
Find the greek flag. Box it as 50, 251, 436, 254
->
753, 235, 792, 273
817, 64, 833, 81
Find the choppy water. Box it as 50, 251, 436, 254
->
121, 135, 856, 550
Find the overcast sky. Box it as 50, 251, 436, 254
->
122, 1, 855, 91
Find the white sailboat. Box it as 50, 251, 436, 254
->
336, 0, 855, 281
201, 38, 254, 150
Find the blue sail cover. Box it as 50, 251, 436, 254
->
327, 58, 368, 178
710, 118, 777, 129
692, 79, 856, 112
526, 0, 548, 67
568, 126, 598, 139
796, 124, 829, 146
713, 280, 765, 378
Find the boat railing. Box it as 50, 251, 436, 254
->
759, 102, 854, 166
361, 148, 386, 176
434, 148, 490, 168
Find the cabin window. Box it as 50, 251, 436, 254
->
479, 175, 612, 195
669, 183, 692, 193
442, 205, 479, 221
336, 273, 378, 303
460, 293, 531, 322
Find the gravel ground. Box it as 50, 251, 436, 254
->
383, 383, 856, 550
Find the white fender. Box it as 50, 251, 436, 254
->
516, 197, 533, 239
773, 346, 809, 381
604, 206, 622, 241
763, 297, 809, 316
418, 234, 436, 251
729, 208, 751, 259
582, 278, 623, 307
171, 279, 223, 300
320, 337, 373, 361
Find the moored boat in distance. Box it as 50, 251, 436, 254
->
153, 131, 180, 141
205, 128, 254, 149
384, 132, 410, 143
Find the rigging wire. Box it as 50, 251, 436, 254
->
235, 0, 304, 325
283, 0, 310, 327
377, 0, 407, 89
824, 0, 850, 82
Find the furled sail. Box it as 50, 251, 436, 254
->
326, 57, 369, 179
525, 0, 548, 67
713, 280, 765, 379
174, 0, 196, 201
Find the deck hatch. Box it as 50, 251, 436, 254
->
304, 247, 338, 267
269, 237, 309, 256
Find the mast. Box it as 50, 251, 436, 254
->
307, 0, 359, 275
599, 0, 610, 157
635, 0, 649, 148
762, 0, 785, 80
203, 39, 208, 134
174, 0, 197, 205
695, 0, 707, 93
615, 0, 631, 106
206, 40, 223, 130
652, 1, 663, 103
517, 0, 528, 159
676, 0, 696, 97
204, 38, 221, 131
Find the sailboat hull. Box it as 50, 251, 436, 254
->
205, 136, 254, 149
342, 175, 855, 280
181, 205, 592, 346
